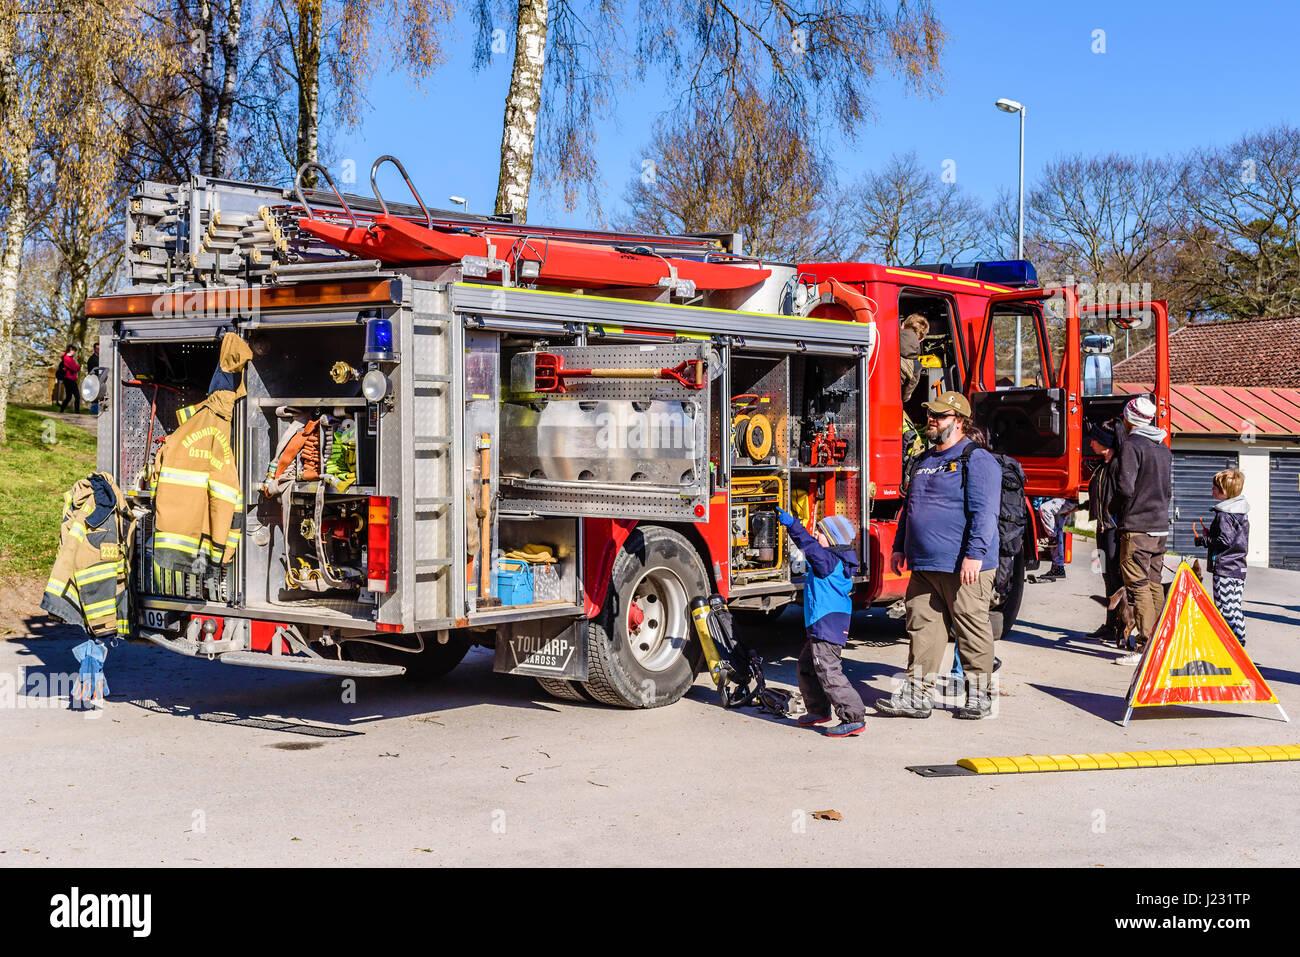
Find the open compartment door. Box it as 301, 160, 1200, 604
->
497, 341, 713, 521
968, 286, 1081, 496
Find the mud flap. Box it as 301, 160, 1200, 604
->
493, 617, 588, 681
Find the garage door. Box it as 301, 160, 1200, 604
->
1170, 451, 1238, 555
1270, 453, 1300, 570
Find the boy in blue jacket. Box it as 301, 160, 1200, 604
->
774, 510, 865, 737
1195, 468, 1250, 645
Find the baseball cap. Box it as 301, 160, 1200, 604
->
922, 390, 971, 418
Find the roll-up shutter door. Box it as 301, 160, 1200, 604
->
1170, 451, 1238, 555
1269, 453, 1300, 569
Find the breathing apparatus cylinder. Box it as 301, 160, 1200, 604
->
690, 596, 726, 690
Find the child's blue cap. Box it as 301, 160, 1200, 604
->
817, 515, 856, 548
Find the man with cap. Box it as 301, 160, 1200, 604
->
876, 390, 1002, 719
773, 509, 866, 737
1113, 394, 1172, 663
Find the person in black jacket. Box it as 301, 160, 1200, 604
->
1084, 419, 1123, 641
1113, 395, 1172, 663
1195, 468, 1250, 645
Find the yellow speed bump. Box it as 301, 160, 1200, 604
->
952, 744, 1300, 775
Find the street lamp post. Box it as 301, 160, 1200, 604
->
996, 98, 1026, 385
449, 195, 468, 212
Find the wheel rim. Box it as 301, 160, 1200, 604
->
625, 564, 689, 672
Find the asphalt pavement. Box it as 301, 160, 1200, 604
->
2, 550, 1297, 867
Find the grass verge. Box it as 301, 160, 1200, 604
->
0, 405, 97, 581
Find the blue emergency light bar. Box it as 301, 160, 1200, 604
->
910, 259, 1038, 288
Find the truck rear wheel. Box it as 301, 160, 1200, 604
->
583, 525, 710, 708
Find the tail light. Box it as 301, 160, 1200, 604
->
367, 496, 391, 593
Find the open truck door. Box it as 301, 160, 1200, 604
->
968, 286, 1082, 496
1078, 299, 1173, 474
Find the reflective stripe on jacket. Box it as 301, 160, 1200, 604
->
151, 389, 244, 571
42, 473, 135, 640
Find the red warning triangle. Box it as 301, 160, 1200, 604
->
1125, 563, 1277, 711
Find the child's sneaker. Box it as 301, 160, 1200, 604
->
1114, 651, 1143, 666
824, 720, 865, 737
797, 712, 830, 727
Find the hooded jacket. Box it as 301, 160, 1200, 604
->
1206, 495, 1250, 579
42, 472, 135, 640
1114, 424, 1172, 535
785, 521, 859, 645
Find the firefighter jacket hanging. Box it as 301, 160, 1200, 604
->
149, 333, 251, 572
42, 472, 136, 640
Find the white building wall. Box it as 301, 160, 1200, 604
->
1238, 446, 1271, 567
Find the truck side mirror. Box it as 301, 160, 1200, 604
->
1081, 333, 1115, 355
1083, 354, 1113, 396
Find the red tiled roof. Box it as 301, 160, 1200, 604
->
1114, 382, 1300, 436
1112, 315, 1300, 388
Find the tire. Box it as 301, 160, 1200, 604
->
536, 677, 593, 702
583, 525, 710, 708
342, 631, 473, 679
989, 552, 1026, 641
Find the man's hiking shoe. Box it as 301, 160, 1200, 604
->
872, 694, 932, 718
797, 712, 830, 727
1114, 651, 1143, 666
954, 676, 993, 719
955, 697, 992, 719
824, 720, 865, 737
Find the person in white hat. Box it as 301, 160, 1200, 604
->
1112, 394, 1172, 664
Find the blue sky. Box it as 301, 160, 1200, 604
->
335, 0, 1299, 227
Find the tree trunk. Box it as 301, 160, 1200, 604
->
295, 0, 321, 186
211, 0, 243, 176
66, 205, 92, 347
0, 14, 32, 444
197, 0, 217, 176
494, 0, 549, 220
0, 150, 30, 445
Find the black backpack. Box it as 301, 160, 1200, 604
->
958, 443, 1028, 558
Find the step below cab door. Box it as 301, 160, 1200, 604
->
968, 287, 1082, 496
497, 341, 713, 522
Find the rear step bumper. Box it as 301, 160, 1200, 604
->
140, 631, 405, 678
219, 652, 405, 678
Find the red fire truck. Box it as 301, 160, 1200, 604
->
79, 159, 1170, 708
